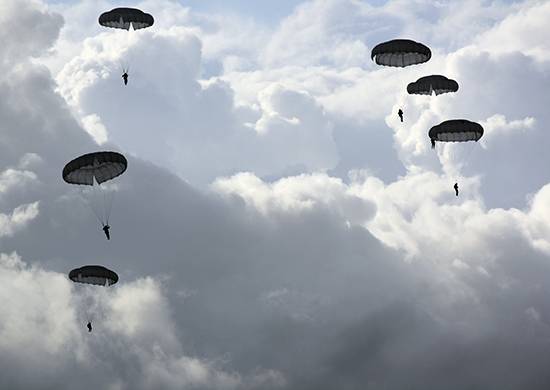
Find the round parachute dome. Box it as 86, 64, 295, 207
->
69, 265, 119, 286
99, 8, 154, 30
407, 75, 459, 96
371, 39, 431, 67
62, 151, 127, 186
429, 119, 484, 143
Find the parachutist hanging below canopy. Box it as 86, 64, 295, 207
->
62, 151, 127, 239
407, 75, 459, 96
69, 266, 118, 333
371, 39, 431, 67
99, 8, 153, 85
428, 121, 482, 198
398, 108, 403, 122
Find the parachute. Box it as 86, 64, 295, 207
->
371, 39, 431, 67
429, 120, 484, 195
99, 8, 154, 30
62, 151, 127, 228
98, 8, 153, 85
429, 119, 483, 148
69, 265, 119, 287
407, 75, 459, 96
63, 152, 127, 186
69, 265, 118, 331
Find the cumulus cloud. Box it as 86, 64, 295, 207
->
474, 0, 550, 62
81, 113, 109, 144
1, 0, 550, 388
0, 252, 244, 390
0, 202, 40, 237
0, 168, 38, 195
213, 172, 375, 224
55, 15, 339, 186
211, 168, 550, 390
0, 0, 62, 67
0, 166, 40, 237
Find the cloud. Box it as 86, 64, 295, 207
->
2, 0, 550, 388
55, 16, 339, 186
213, 172, 375, 224
0, 202, 40, 237
474, 0, 550, 62
0, 0, 62, 67
0, 166, 40, 237
0, 168, 38, 195
0, 252, 243, 390
481, 114, 535, 144
212, 166, 550, 389
81, 113, 109, 144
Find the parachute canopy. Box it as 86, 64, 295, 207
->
407, 75, 459, 96
69, 265, 119, 286
371, 39, 431, 67
63, 152, 127, 186
99, 8, 154, 30
429, 119, 484, 143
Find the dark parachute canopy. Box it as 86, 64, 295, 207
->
69, 265, 119, 286
62, 152, 127, 227
407, 75, 459, 96
63, 152, 127, 186
99, 8, 154, 30
429, 119, 484, 147
371, 39, 431, 67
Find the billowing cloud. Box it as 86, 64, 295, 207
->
0, 0, 62, 67
0, 252, 245, 390
55, 15, 339, 186
1, 0, 550, 389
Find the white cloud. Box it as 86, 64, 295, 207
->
481, 114, 535, 145
0, 168, 38, 194
4, 0, 550, 388
214, 167, 550, 296
0, 199, 39, 238
0, 0, 62, 67
81, 114, 109, 144
55, 24, 339, 185
474, 1, 550, 62
213, 172, 374, 224
0, 252, 244, 390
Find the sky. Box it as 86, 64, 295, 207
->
1, 0, 550, 388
